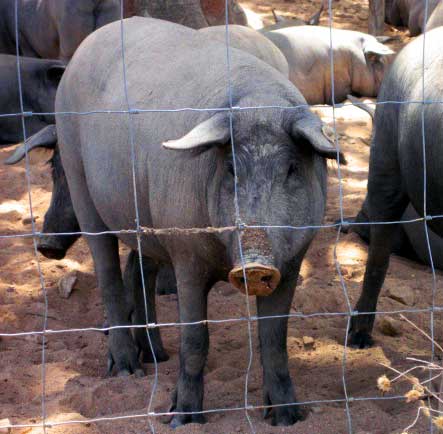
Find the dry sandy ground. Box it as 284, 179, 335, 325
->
1, 1, 442, 434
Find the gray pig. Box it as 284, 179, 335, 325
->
0, 54, 64, 144
55, 17, 343, 427
263, 26, 394, 105
0, 0, 121, 61
349, 27, 443, 348
385, 0, 439, 35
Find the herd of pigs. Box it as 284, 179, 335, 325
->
1, 0, 443, 428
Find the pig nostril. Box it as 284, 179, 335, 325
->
261, 275, 273, 283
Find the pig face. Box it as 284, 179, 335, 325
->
164, 109, 344, 295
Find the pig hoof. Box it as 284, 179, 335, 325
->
263, 391, 302, 426
272, 407, 302, 426
107, 331, 145, 376
170, 414, 205, 428
349, 330, 374, 348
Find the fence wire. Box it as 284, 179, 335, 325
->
0, 0, 441, 432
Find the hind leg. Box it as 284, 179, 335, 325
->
60, 146, 142, 376
124, 251, 169, 363
349, 160, 408, 348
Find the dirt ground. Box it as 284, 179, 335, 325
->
1, 1, 442, 434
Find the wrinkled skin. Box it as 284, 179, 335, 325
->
0, 0, 122, 61
56, 17, 341, 427
385, 0, 439, 35
0, 54, 64, 144
349, 28, 443, 348
199, 25, 289, 76
263, 26, 394, 105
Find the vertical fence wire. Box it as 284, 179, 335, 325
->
118, 2, 158, 432
327, 0, 354, 431
13, 0, 49, 432
224, 1, 256, 431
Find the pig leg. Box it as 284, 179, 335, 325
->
169, 261, 215, 428
257, 275, 301, 426
349, 161, 408, 348
62, 155, 143, 376
123, 250, 169, 363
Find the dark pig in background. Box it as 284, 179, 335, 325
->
349, 27, 443, 348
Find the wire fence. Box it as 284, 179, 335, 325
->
0, 0, 441, 432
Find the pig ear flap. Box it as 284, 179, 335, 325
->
363, 39, 394, 63
4, 125, 57, 165
162, 113, 231, 151
291, 117, 346, 164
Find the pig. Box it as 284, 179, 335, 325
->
0, 55, 64, 145
198, 25, 289, 76
349, 27, 443, 348
425, 0, 443, 30
262, 26, 394, 105
0, 0, 122, 61
385, 0, 440, 35
54, 17, 343, 426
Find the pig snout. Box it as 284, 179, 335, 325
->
229, 263, 281, 296
37, 234, 78, 260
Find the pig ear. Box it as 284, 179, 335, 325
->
291, 116, 346, 164
4, 125, 57, 165
363, 39, 394, 62
163, 113, 230, 151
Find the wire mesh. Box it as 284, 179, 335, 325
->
0, 0, 441, 432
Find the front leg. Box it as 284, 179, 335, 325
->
257, 277, 301, 426
169, 261, 214, 428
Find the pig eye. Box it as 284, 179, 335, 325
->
227, 164, 235, 177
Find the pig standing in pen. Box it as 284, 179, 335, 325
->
51, 17, 343, 427
350, 27, 443, 348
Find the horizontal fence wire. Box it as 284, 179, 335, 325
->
1, 0, 440, 432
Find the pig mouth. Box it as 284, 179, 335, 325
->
228, 263, 281, 296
